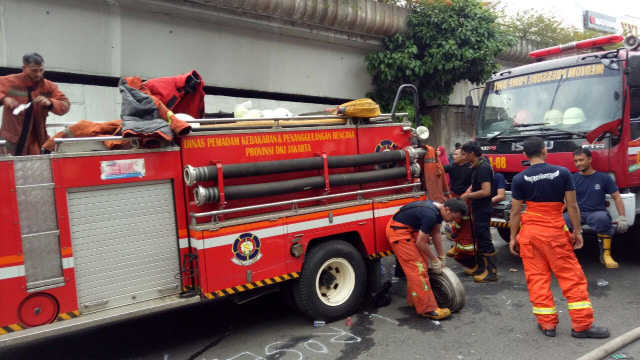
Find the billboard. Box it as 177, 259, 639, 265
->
584, 10, 617, 33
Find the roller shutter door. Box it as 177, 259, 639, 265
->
67, 181, 181, 314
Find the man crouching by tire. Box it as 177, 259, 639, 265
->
386, 198, 468, 319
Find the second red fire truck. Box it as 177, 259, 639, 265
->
469, 34, 640, 240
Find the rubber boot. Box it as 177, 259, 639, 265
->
538, 324, 556, 337
446, 246, 457, 258
473, 252, 498, 283
420, 308, 451, 320
571, 326, 610, 339
463, 251, 483, 276
598, 234, 619, 269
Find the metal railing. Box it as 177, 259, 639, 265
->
184, 112, 409, 125
46, 123, 77, 128
53, 136, 140, 152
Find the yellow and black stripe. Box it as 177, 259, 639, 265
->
490, 220, 510, 228
56, 310, 80, 322
368, 250, 394, 260
0, 324, 25, 335
203, 272, 300, 299
0, 310, 80, 335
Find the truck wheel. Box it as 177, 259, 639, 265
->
497, 228, 510, 243
295, 240, 366, 322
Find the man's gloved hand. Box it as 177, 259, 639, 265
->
429, 259, 443, 274
617, 215, 629, 233
438, 255, 447, 267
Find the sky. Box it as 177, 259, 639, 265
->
501, 0, 640, 30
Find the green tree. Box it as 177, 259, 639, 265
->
501, 8, 603, 47
365, 0, 516, 123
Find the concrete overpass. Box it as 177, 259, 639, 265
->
0, 0, 407, 128
1, 0, 535, 151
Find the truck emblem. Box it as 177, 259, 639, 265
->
375, 140, 398, 169
512, 141, 553, 152
232, 232, 263, 266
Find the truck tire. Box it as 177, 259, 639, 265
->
295, 240, 366, 322
497, 228, 510, 243
429, 267, 466, 313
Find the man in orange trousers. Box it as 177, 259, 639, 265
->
509, 137, 609, 338
386, 198, 468, 320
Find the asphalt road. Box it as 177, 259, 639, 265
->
2, 230, 639, 360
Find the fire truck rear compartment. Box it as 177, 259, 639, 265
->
67, 181, 182, 314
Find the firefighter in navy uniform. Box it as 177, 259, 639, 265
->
386, 199, 468, 320
509, 137, 609, 339
563, 148, 629, 268
460, 142, 496, 282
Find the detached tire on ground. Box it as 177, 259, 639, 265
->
429, 267, 466, 313
294, 240, 367, 322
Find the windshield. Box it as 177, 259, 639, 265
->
477, 63, 622, 139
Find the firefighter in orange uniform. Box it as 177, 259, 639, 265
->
0, 53, 70, 155
509, 137, 609, 338
386, 198, 468, 320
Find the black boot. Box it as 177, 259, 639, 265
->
538, 324, 556, 337
571, 326, 610, 339
474, 252, 498, 283
463, 251, 484, 276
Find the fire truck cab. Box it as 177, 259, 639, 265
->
469, 34, 640, 240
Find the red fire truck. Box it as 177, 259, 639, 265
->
469, 34, 640, 240
0, 87, 454, 346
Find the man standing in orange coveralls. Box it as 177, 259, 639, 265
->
0, 53, 70, 155
386, 198, 468, 320
509, 137, 609, 338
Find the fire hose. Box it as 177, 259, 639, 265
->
184, 148, 424, 186
576, 326, 640, 360
194, 165, 421, 205
429, 267, 466, 313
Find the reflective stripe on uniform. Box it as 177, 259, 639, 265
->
567, 301, 592, 310
532, 306, 557, 314
456, 243, 475, 251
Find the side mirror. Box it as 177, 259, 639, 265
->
464, 95, 473, 119
628, 56, 640, 88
